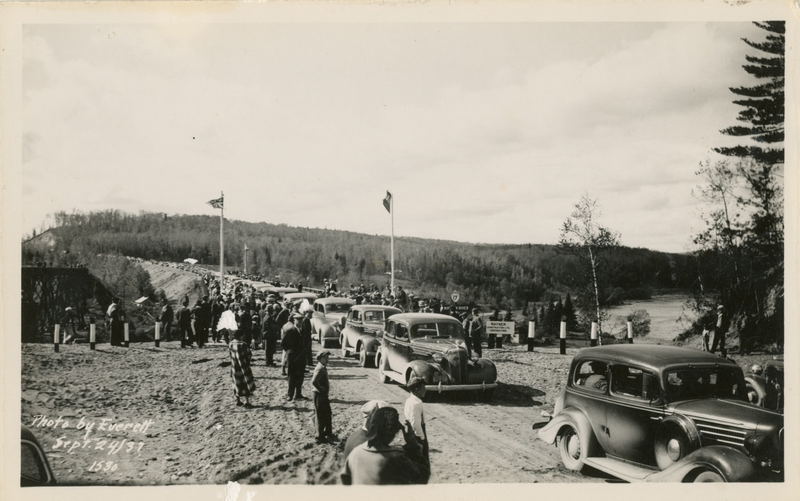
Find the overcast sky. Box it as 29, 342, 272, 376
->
21, 21, 775, 253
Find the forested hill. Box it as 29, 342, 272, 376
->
23, 210, 696, 308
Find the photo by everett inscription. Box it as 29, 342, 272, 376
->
2, 1, 796, 500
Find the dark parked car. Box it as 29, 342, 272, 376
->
376, 313, 497, 398
21, 425, 56, 486
340, 304, 402, 367
537, 345, 783, 482
745, 359, 784, 413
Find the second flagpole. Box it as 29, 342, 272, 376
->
390, 193, 394, 292
219, 191, 224, 292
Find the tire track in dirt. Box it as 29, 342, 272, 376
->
332, 353, 594, 483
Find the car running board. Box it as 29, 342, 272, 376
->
584, 458, 658, 482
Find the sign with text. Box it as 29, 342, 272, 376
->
486, 321, 514, 337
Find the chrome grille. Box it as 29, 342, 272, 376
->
693, 418, 750, 448
445, 350, 465, 384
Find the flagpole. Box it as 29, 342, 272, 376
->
390, 193, 395, 292
219, 191, 224, 292
243, 244, 248, 273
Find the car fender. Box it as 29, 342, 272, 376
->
537, 406, 602, 458
745, 375, 767, 406
340, 326, 358, 346
407, 359, 439, 384
647, 445, 756, 482
360, 335, 380, 354
320, 323, 337, 339
654, 414, 702, 469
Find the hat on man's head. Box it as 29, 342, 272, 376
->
407, 377, 426, 392
360, 399, 389, 418
717, 304, 724, 310
316, 350, 331, 361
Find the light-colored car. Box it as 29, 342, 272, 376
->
376, 313, 497, 398
537, 345, 783, 482
340, 305, 402, 367
311, 297, 355, 348
283, 292, 318, 312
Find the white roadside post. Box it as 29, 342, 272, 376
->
591, 322, 598, 347
155, 321, 161, 348
53, 324, 60, 353
627, 320, 634, 344
89, 322, 96, 350
559, 320, 567, 355
124, 323, 130, 348
528, 321, 535, 352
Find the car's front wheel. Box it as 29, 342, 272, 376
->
694, 470, 724, 482
557, 425, 584, 471
359, 347, 370, 368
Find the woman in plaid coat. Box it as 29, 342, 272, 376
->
229, 329, 256, 408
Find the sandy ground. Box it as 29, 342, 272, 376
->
21, 338, 606, 486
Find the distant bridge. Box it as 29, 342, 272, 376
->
21, 267, 113, 342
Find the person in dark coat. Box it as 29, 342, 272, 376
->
464, 308, 484, 359
191, 300, 204, 348
311, 350, 333, 443
262, 304, 279, 366
108, 298, 124, 346
340, 407, 429, 485
281, 312, 307, 401
175, 297, 193, 347
237, 303, 253, 347
228, 329, 255, 408
160, 302, 174, 341
302, 309, 314, 366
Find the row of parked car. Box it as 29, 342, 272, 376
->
22, 289, 784, 485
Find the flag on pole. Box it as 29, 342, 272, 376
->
383, 191, 392, 213
208, 196, 224, 209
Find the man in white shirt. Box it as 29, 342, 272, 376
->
404, 377, 428, 461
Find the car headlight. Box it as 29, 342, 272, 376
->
744, 433, 770, 457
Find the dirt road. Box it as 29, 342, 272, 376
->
21, 339, 597, 485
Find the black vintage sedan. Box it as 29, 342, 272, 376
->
376, 313, 497, 398
537, 345, 783, 482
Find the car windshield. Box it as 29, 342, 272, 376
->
665, 366, 747, 403
410, 322, 464, 340
363, 311, 386, 322
326, 303, 351, 313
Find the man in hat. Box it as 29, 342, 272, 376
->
464, 308, 484, 359
311, 350, 333, 444
302, 309, 315, 366
344, 400, 389, 458
711, 304, 730, 356
160, 301, 174, 342
340, 407, 429, 485
262, 303, 278, 366
281, 312, 307, 401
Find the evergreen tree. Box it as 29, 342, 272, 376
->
714, 21, 784, 167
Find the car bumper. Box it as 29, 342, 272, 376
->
425, 382, 497, 393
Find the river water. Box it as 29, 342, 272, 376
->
605, 294, 697, 344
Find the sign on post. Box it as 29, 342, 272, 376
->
486, 321, 513, 338
451, 291, 460, 303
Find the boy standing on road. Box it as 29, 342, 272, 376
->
311, 350, 333, 444
404, 377, 429, 462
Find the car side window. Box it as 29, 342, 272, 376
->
384, 321, 395, 339
610, 365, 654, 400
574, 360, 608, 393
396, 324, 409, 340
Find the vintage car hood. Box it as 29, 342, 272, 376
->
412, 337, 463, 352
671, 399, 782, 430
